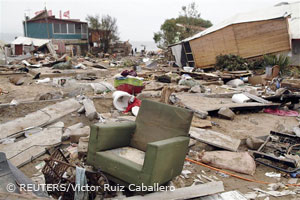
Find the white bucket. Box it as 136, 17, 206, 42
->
113, 91, 133, 111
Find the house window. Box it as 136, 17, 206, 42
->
61, 24, 67, 33
68, 24, 75, 34
53, 23, 60, 33
75, 24, 81, 34
82, 24, 87, 34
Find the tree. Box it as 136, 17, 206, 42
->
153, 2, 212, 49
86, 14, 101, 30
86, 14, 119, 53
100, 15, 119, 53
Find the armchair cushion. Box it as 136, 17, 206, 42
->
103, 147, 145, 165
131, 100, 193, 151
95, 151, 147, 185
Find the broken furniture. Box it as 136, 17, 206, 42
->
42, 149, 108, 200
253, 131, 300, 173
87, 100, 193, 188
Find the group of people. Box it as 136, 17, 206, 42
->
131, 47, 137, 56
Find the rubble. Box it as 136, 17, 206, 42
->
199, 151, 256, 175
0, 5, 300, 199
69, 126, 90, 143
82, 98, 98, 120
9, 76, 25, 85
246, 136, 265, 150
217, 107, 235, 120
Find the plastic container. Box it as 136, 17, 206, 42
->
112, 91, 133, 111
232, 94, 250, 103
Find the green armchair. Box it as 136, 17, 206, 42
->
87, 100, 193, 187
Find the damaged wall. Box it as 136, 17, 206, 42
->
189, 18, 291, 68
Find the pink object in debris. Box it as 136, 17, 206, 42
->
264, 108, 299, 117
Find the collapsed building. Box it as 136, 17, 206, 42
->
171, 2, 300, 68
88, 29, 132, 56
23, 10, 89, 55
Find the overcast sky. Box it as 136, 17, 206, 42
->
0, 0, 286, 42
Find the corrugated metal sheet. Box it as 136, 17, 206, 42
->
11, 36, 49, 47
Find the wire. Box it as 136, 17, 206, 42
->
185, 158, 300, 187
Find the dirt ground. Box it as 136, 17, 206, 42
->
1, 65, 299, 199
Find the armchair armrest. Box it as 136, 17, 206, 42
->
87, 121, 136, 165
142, 136, 189, 185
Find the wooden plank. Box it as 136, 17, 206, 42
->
173, 93, 280, 113
0, 122, 63, 167
124, 181, 224, 200
191, 18, 290, 68
243, 92, 271, 104
189, 127, 241, 151
0, 98, 81, 139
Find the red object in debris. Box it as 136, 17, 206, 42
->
63, 10, 70, 18
116, 84, 144, 95
124, 98, 141, 113
264, 108, 299, 117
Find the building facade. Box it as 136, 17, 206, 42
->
23, 10, 88, 55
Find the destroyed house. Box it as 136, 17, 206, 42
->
171, 2, 300, 68
23, 10, 88, 55
88, 29, 110, 47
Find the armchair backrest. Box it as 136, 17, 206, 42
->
130, 100, 193, 151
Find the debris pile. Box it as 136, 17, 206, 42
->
0, 7, 300, 199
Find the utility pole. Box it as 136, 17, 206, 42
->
24, 8, 31, 18
45, 6, 50, 39
24, 9, 31, 37
24, 13, 28, 37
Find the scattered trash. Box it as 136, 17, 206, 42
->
183, 66, 194, 72
253, 188, 296, 197
265, 172, 281, 178
9, 99, 19, 106
181, 170, 192, 178
232, 93, 250, 103
1, 9, 300, 198
113, 90, 133, 111
24, 127, 43, 137
36, 77, 51, 84
226, 79, 244, 88
217, 172, 229, 178
264, 108, 299, 117
90, 82, 115, 94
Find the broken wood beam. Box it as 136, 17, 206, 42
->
243, 92, 271, 104
0, 98, 81, 139
0, 122, 64, 167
